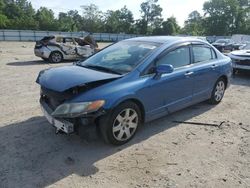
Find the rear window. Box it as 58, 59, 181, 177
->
193, 45, 215, 63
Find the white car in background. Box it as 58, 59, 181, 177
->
34, 35, 98, 63
228, 43, 250, 74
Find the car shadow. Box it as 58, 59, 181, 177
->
0, 102, 215, 188
7, 60, 75, 66
231, 70, 250, 87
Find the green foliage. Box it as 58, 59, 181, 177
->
0, 0, 249, 36
36, 7, 57, 31
104, 6, 134, 33
80, 4, 103, 32
152, 16, 180, 35
139, 0, 163, 34
0, 13, 8, 28
203, 0, 250, 35
182, 11, 204, 35
58, 10, 82, 32
1, 0, 37, 29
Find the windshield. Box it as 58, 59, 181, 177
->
79, 41, 161, 74
215, 39, 230, 44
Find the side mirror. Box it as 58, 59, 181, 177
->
154, 64, 174, 78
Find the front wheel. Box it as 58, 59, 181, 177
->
98, 101, 142, 145
208, 78, 226, 104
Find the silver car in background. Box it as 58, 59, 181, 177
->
228, 43, 250, 74
34, 35, 98, 63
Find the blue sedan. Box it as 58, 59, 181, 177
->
37, 36, 232, 145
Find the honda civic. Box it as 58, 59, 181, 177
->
36, 36, 232, 145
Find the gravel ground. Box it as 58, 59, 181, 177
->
0, 42, 249, 188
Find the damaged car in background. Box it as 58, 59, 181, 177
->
36, 36, 232, 145
212, 39, 242, 52
228, 43, 250, 74
34, 34, 98, 63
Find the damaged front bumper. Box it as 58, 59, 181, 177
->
40, 99, 106, 134
40, 99, 74, 134
229, 54, 250, 71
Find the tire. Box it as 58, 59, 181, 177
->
208, 78, 226, 105
98, 101, 142, 145
49, 51, 63, 63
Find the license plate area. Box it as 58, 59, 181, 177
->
41, 105, 74, 134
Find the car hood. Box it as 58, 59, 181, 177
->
36, 65, 121, 92
231, 50, 250, 56
229, 50, 250, 60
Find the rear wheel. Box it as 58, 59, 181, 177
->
209, 78, 226, 104
99, 101, 142, 145
49, 51, 63, 63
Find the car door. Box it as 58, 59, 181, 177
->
139, 44, 194, 120
61, 37, 77, 57
191, 44, 221, 103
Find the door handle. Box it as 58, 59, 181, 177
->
185, 71, 194, 76
211, 64, 218, 69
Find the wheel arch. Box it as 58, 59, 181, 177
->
118, 98, 146, 123
105, 96, 146, 123
50, 50, 64, 59
218, 75, 228, 88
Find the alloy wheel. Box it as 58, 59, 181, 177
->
112, 108, 138, 141
214, 80, 225, 102
52, 52, 62, 63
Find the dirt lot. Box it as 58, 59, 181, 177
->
0, 42, 249, 188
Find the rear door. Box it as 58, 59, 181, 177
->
191, 44, 221, 103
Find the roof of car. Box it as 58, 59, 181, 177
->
126, 36, 205, 44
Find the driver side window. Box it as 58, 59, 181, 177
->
156, 46, 190, 68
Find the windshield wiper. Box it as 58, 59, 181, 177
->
80, 64, 122, 75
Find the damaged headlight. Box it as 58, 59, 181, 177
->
51, 100, 105, 118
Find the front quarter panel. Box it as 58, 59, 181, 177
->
68, 71, 145, 110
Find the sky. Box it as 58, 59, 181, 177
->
30, 0, 206, 27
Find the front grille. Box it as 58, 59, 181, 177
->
41, 95, 61, 110
235, 59, 250, 66
40, 87, 74, 110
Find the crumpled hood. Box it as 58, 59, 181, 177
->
36, 65, 121, 92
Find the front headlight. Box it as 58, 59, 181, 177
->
51, 100, 105, 118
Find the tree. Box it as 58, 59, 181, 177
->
36, 7, 57, 30
138, 0, 163, 34
0, 14, 8, 28
104, 6, 134, 33
0, 0, 9, 28
58, 10, 82, 31
153, 16, 180, 35
80, 4, 104, 32
2, 0, 37, 29
203, 0, 249, 35
0, 0, 5, 13
182, 10, 204, 35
